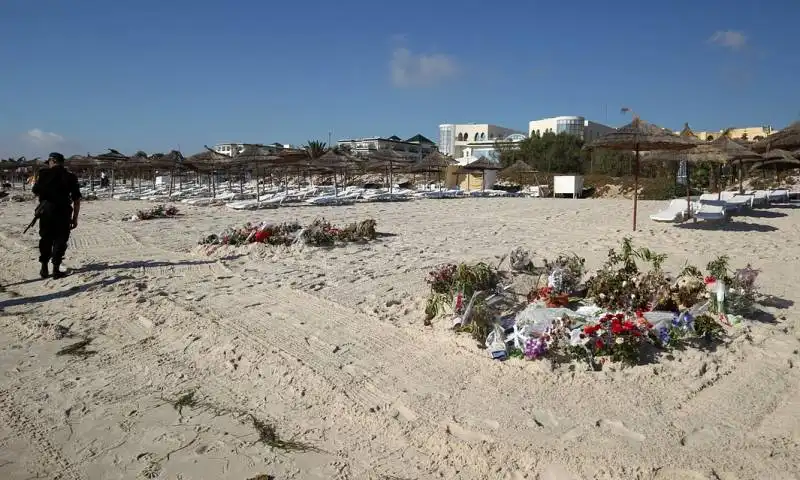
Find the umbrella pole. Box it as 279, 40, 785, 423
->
738, 162, 743, 194
633, 148, 640, 231
256, 165, 261, 200
389, 161, 393, 194
169, 168, 175, 196
334, 171, 338, 196
686, 164, 692, 221
111, 168, 115, 197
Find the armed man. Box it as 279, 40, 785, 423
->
31, 152, 81, 279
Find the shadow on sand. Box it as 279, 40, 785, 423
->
675, 221, 778, 233
75, 255, 245, 274
0, 276, 133, 309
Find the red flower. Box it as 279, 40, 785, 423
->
704, 275, 717, 285
253, 230, 271, 243
594, 339, 604, 349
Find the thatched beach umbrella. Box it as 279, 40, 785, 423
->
586, 116, 700, 231
499, 159, 540, 186
368, 148, 416, 193
460, 156, 503, 191
90, 149, 130, 195
309, 150, 359, 195
679, 135, 761, 193
751, 122, 800, 153
749, 151, 800, 180
409, 151, 456, 190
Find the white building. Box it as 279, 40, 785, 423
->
527, 116, 615, 142
212, 142, 290, 156
438, 123, 525, 160
213, 143, 246, 156
337, 134, 437, 159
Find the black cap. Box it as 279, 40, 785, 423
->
48, 152, 65, 163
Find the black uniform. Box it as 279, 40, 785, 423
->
31, 164, 81, 267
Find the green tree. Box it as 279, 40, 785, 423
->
304, 140, 327, 159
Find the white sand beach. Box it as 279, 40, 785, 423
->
1, 197, 799, 480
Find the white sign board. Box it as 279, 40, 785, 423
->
553, 175, 584, 199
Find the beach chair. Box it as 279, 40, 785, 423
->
693, 201, 727, 222
768, 189, 790, 203
747, 190, 769, 207
650, 199, 691, 223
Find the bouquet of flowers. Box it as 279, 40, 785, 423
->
126, 204, 179, 221
199, 218, 379, 248
542, 254, 586, 294
526, 285, 570, 308
571, 312, 653, 365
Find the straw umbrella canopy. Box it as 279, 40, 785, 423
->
586, 116, 701, 231
460, 156, 503, 191
407, 151, 456, 191
751, 122, 800, 153
367, 148, 417, 193
409, 151, 456, 173
749, 151, 800, 179
749, 158, 800, 170
63, 154, 103, 171
307, 149, 360, 195
499, 159, 538, 180
645, 134, 763, 196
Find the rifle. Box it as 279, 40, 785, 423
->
23, 202, 46, 234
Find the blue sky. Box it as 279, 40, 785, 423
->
1, 0, 799, 158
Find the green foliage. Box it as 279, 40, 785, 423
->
304, 140, 328, 159
424, 262, 501, 322
706, 255, 731, 284
586, 238, 671, 310
495, 132, 584, 174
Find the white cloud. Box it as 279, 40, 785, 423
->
390, 47, 458, 88
26, 128, 65, 144
0, 128, 81, 159
708, 30, 747, 50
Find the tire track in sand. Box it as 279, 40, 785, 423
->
0, 389, 86, 480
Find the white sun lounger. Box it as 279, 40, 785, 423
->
719, 191, 754, 208
693, 201, 727, 222
650, 199, 691, 222
768, 189, 790, 203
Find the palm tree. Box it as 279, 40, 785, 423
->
304, 140, 327, 160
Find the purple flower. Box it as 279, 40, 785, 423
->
524, 337, 548, 360
658, 326, 670, 345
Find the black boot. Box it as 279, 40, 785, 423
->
51, 262, 65, 279
39, 262, 49, 279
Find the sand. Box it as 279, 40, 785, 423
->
1, 197, 799, 480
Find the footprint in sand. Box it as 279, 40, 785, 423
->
679, 426, 719, 447
538, 463, 579, 480
596, 419, 646, 442
653, 469, 715, 480
445, 420, 494, 443
389, 401, 418, 423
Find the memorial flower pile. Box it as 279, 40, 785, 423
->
199, 218, 379, 248
422, 238, 766, 370
124, 204, 180, 221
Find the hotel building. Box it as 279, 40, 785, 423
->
438, 123, 524, 160
336, 134, 437, 159
527, 116, 616, 142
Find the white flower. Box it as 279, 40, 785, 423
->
599, 293, 606, 299
616, 337, 624, 345
622, 281, 628, 288
631, 294, 636, 299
